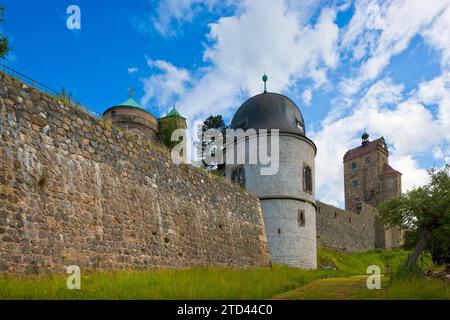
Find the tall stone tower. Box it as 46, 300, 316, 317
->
226, 79, 317, 269
343, 133, 403, 248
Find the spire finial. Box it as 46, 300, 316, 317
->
128, 88, 135, 97
262, 73, 268, 93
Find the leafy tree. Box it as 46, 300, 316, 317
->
0, 6, 9, 59
158, 115, 185, 149
200, 115, 228, 174
379, 165, 450, 270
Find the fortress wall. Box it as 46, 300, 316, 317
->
0, 71, 270, 274
316, 201, 376, 253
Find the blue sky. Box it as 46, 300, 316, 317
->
2, 0, 449, 207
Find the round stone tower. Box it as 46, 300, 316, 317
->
226, 86, 317, 269
102, 97, 159, 143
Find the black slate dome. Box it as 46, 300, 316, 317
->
230, 92, 305, 136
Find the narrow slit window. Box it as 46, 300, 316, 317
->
303, 165, 313, 193
298, 210, 306, 227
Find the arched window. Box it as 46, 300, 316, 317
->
303, 165, 313, 194
231, 166, 246, 189
298, 210, 306, 227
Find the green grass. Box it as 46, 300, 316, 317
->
0, 249, 445, 300
384, 276, 450, 300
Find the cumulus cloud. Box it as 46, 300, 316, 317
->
140, 59, 191, 112
340, 0, 450, 95
302, 89, 313, 106
152, 0, 340, 121
150, 0, 236, 36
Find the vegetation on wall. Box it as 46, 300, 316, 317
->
158, 115, 185, 149
0, 6, 10, 59
379, 165, 450, 269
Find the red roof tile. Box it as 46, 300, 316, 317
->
381, 163, 402, 176
343, 138, 384, 162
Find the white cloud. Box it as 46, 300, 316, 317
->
140, 59, 191, 111
150, 0, 236, 36
390, 155, 430, 192
421, 4, 450, 67
340, 0, 450, 95
166, 0, 339, 121
128, 67, 139, 74
302, 89, 312, 106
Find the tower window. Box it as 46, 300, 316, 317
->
297, 121, 304, 133
111, 110, 116, 117
303, 165, 313, 194
352, 180, 359, 188
334, 212, 338, 219
365, 157, 371, 164
355, 198, 362, 210
351, 162, 357, 170
231, 166, 246, 189
298, 210, 305, 227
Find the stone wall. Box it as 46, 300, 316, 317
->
316, 201, 376, 253
0, 71, 270, 274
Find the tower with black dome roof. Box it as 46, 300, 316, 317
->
226, 75, 317, 269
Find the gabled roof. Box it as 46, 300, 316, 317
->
381, 163, 402, 176
343, 138, 385, 162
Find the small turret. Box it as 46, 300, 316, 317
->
362, 131, 370, 147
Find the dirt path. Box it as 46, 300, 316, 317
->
271, 276, 389, 300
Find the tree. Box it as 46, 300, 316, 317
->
378, 165, 450, 270
158, 115, 185, 149
0, 6, 9, 59
200, 115, 228, 174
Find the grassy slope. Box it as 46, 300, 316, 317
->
0, 249, 447, 300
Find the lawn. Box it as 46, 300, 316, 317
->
0, 249, 447, 300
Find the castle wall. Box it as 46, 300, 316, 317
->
0, 72, 270, 274
316, 201, 376, 253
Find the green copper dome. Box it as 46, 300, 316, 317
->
118, 98, 143, 109
167, 106, 181, 117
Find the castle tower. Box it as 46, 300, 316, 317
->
102, 96, 159, 143
343, 132, 403, 248
226, 76, 317, 269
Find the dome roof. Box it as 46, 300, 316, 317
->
102, 97, 157, 118
118, 97, 144, 109
230, 92, 305, 136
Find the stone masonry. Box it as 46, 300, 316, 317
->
0, 71, 270, 274
316, 201, 376, 253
